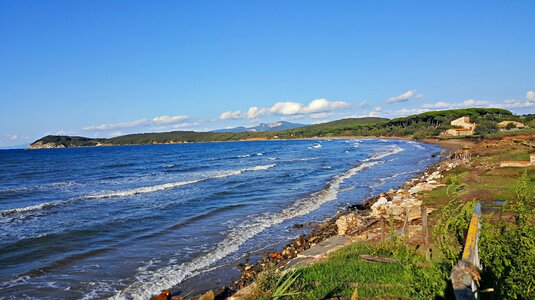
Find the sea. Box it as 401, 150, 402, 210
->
0, 139, 441, 299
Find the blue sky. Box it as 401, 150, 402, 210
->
1, 0, 534, 147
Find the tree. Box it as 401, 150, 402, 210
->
474, 120, 498, 135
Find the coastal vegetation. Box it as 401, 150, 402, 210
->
30, 108, 534, 148
230, 132, 534, 300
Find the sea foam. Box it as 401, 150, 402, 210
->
115, 161, 380, 299
0, 165, 275, 218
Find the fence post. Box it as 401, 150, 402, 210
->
421, 206, 430, 259
380, 217, 385, 241
451, 203, 482, 300
402, 207, 409, 236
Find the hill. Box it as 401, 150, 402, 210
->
211, 121, 306, 133
29, 108, 523, 148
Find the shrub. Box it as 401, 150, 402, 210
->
474, 121, 498, 135
479, 170, 535, 299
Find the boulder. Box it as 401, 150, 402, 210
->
336, 212, 365, 235
409, 183, 436, 194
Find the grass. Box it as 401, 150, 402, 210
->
254, 136, 535, 300
257, 241, 448, 299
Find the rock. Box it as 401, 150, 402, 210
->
152, 290, 171, 300
372, 197, 388, 207
387, 205, 405, 217
335, 213, 365, 235
198, 290, 215, 300
409, 183, 436, 194
28, 141, 67, 149
391, 194, 404, 203
370, 197, 391, 218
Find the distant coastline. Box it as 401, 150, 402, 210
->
28, 108, 521, 149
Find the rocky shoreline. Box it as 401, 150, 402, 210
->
157, 144, 464, 300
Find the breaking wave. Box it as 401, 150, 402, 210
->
116, 160, 381, 299
363, 145, 405, 161
0, 165, 275, 218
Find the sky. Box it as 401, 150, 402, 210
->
1, 0, 535, 147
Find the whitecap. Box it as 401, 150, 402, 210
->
115, 161, 381, 299
0, 165, 276, 218
363, 145, 405, 161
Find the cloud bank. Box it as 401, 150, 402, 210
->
84, 115, 190, 131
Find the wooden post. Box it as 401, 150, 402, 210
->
380, 217, 385, 241
402, 207, 409, 237
421, 206, 430, 259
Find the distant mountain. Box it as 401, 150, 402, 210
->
211, 121, 307, 133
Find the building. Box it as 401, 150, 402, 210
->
497, 121, 525, 131
441, 116, 476, 136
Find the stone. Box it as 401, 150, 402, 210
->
409, 183, 436, 194
391, 194, 404, 203
387, 205, 405, 216
372, 197, 388, 207
336, 213, 365, 235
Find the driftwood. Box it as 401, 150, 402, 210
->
347, 219, 379, 236
359, 255, 398, 263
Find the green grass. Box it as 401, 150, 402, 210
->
260, 241, 448, 299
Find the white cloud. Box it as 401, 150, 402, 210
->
498, 99, 535, 109
526, 91, 535, 101
303, 98, 351, 113
462, 99, 490, 107
219, 110, 242, 120
422, 101, 450, 109
246, 98, 351, 120
7, 134, 18, 140
85, 114, 191, 131
246, 107, 269, 120
152, 115, 189, 124
495, 91, 535, 109
387, 90, 417, 103
270, 102, 305, 115
172, 122, 199, 129
84, 119, 150, 131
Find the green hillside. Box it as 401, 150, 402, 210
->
30, 108, 526, 148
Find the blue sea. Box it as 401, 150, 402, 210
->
0, 139, 440, 299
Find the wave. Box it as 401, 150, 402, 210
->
84, 180, 202, 200
363, 145, 405, 161
369, 170, 418, 189
407, 141, 426, 150
0, 181, 78, 194
307, 143, 322, 149
293, 157, 319, 162
0, 165, 275, 218
115, 161, 381, 299
161, 164, 177, 168
236, 153, 263, 158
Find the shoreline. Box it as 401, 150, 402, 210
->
28, 135, 438, 150
159, 139, 457, 299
